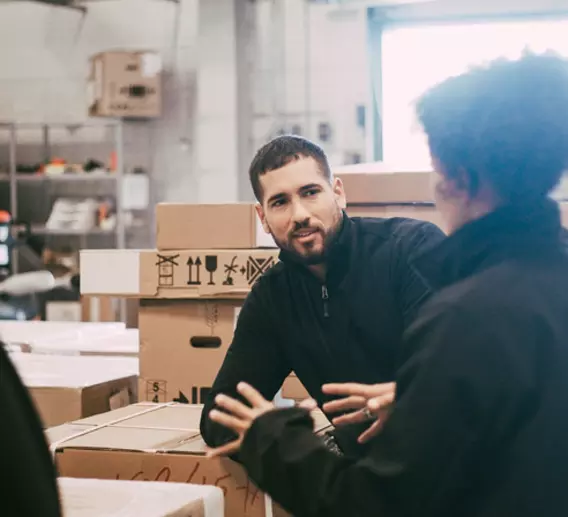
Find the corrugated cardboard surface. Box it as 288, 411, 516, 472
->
80, 249, 280, 298
58, 477, 223, 517
281, 374, 309, 401
337, 170, 434, 204
156, 203, 276, 250
10, 353, 138, 427
346, 204, 446, 232
88, 51, 161, 118
48, 403, 331, 517
139, 300, 241, 405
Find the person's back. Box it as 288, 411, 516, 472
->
482, 256, 568, 515
397, 198, 568, 516
0, 344, 62, 516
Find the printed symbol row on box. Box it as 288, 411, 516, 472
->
156, 255, 275, 287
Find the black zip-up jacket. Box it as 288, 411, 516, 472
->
200, 213, 446, 457
0, 344, 62, 516
236, 199, 568, 517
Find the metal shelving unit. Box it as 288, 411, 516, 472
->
0, 121, 128, 257
0, 120, 159, 258
0, 120, 155, 323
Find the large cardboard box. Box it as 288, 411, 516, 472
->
9, 353, 138, 427
80, 248, 279, 298
335, 163, 434, 204
58, 477, 224, 517
88, 51, 162, 118
139, 300, 241, 405
47, 403, 332, 517
346, 204, 446, 232
156, 203, 276, 250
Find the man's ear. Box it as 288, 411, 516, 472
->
332, 177, 347, 210
255, 203, 271, 234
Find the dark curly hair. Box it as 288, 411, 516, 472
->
416, 52, 568, 203
249, 135, 332, 202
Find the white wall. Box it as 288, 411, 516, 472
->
253, 1, 369, 164
0, 0, 370, 206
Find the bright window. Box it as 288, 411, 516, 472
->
381, 19, 568, 168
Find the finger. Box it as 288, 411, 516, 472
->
215, 394, 255, 420
298, 398, 318, 411
323, 395, 366, 414
332, 409, 373, 427
237, 382, 272, 409
209, 409, 249, 432
367, 393, 395, 412
322, 383, 374, 397
206, 439, 242, 458
358, 419, 384, 444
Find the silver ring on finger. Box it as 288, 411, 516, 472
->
362, 407, 375, 420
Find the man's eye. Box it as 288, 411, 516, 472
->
272, 199, 286, 208
304, 189, 318, 197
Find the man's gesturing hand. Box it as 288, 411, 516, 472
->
207, 382, 275, 458
322, 382, 395, 444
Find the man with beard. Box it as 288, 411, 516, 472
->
200, 135, 445, 458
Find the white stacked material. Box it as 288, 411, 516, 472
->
0, 321, 125, 344
58, 477, 224, 517
10, 353, 139, 384
0, 321, 137, 357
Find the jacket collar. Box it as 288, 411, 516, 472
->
412, 198, 565, 291
278, 211, 353, 284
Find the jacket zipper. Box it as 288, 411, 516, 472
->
321, 285, 329, 318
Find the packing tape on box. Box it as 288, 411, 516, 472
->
48, 402, 180, 459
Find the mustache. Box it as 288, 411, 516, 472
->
290, 220, 320, 236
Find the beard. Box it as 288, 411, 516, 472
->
271, 208, 344, 266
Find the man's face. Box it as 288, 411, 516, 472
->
256, 157, 347, 265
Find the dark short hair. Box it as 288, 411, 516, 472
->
416, 52, 568, 203
249, 135, 332, 202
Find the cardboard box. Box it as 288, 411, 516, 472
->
47, 403, 331, 517
156, 203, 276, 250
88, 51, 162, 118
80, 248, 280, 298
346, 204, 446, 232
281, 373, 309, 401
58, 477, 224, 517
81, 295, 119, 322
335, 163, 434, 204
139, 300, 241, 405
9, 353, 138, 427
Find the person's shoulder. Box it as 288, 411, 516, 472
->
419, 262, 537, 329
246, 258, 287, 300
351, 216, 446, 257
353, 216, 445, 241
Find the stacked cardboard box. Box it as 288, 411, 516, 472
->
335, 162, 444, 229
8, 352, 138, 427
80, 203, 279, 407
47, 403, 331, 517
88, 50, 162, 118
